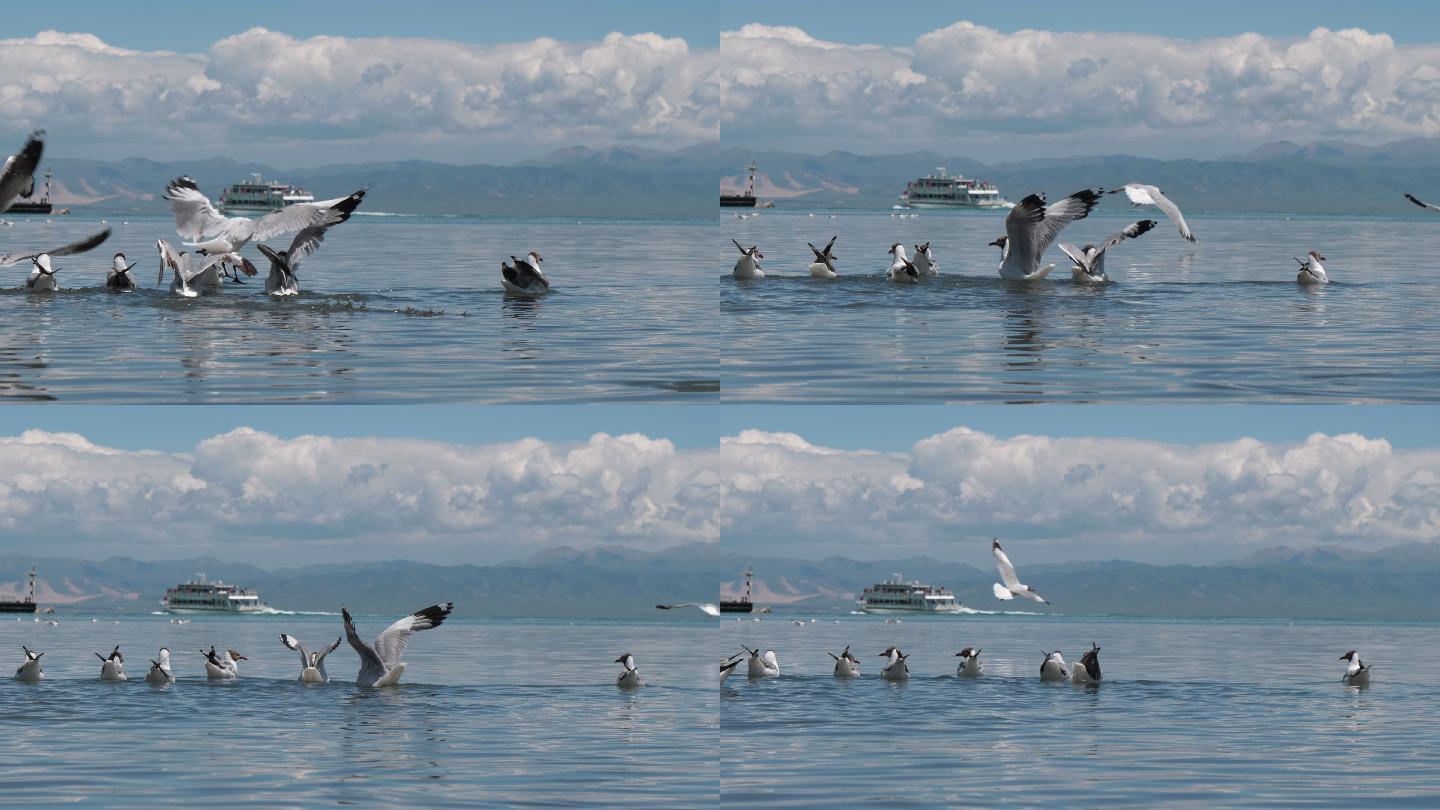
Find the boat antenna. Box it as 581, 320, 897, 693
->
27, 567, 35, 604
745, 161, 756, 197
742, 566, 752, 602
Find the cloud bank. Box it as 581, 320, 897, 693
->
720, 428, 1440, 563
720, 22, 1440, 159
0, 428, 721, 563
0, 29, 719, 163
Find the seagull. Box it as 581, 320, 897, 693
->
1404, 193, 1440, 213
342, 602, 454, 687
1109, 184, 1196, 243
879, 646, 910, 681
96, 646, 127, 681
732, 239, 764, 279
615, 653, 645, 688
807, 236, 838, 278
106, 252, 138, 292
1295, 250, 1329, 285
256, 221, 349, 297
992, 189, 1103, 280
1040, 650, 1069, 681
280, 633, 342, 684
912, 242, 940, 276
193, 251, 258, 291
829, 645, 861, 677
1058, 219, 1157, 284
0, 130, 43, 214
993, 539, 1051, 603
741, 644, 780, 678
14, 646, 43, 682
164, 176, 366, 255
202, 646, 246, 680
954, 646, 983, 677
25, 254, 57, 291
146, 648, 175, 685
655, 603, 721, 617
1340, 650, 1372, 687
1071, 643, 1102, 684
500, 251, 549, 295
1, 228, 112, 289
156, 239, 204, 297
720, 652, 744, 683
886, 242, 920, 282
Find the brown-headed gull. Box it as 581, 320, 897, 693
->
733, 239, 764, 279
830, 645, 861, 677
1109, 184, 1196, 243
280, 634, 342, 683
343, 602, 454, 687
501, 252, 549, 295
993, 538, 1050, 603
954, 646, 983, 677
164, 176, 366, 256
1, 228, 112, 291
807, 236, 838, 278
615, 653, 645, 688
96, 646, 127, 681
1295, 250, 1329, 285
879, 646, 910, 681
991, 189, 1103, 280
1058, 219, 1157, 284
1340, 650, 1371, 687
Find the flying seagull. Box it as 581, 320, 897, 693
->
992, 538, 1050, 604
1404, 193, 1440, 213
163, 176, 366, 254
991, 189, 1104, 280
342, 603, 454, 687
655, 603, 721, 617
1109, 184, 1196, 243
1058, 219, 1157, 284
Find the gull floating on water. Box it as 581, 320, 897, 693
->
655, 603, 721, 617
1040, 650, 1069, 681
280, 633, 342, 683
1109, 184, 1196, 243
879, 646, 910, 681
0, 130, 43, 214
1058, 219, 1157, 284
732, 239, 764, 279
886, 243, 920, 282
993, 539, 1051, 604
1071, 643, 1102, 684
96, 646, 127, 681
830, 645, 861, 677
615, 653, 645, 689
807, 236, 838, 278
1340, 650, 1371, 687
202, 646, 246, 680
15, 646, 43, 682
954, 646, 983, 677
741, 644, 780, 678
992, 189, 1103, 281
1295, 250, 1329, 285
501, 251, 549, 295
106, 252, 138, 292
343, 602, 454, 687
146, 648, 175, 685
0, 228, 112, 289
912, 242, 939, 276
164, 176, 366, 256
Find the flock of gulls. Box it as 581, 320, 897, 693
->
720, 539, 1376, 689
733, 182, 1440, 285
1, 130, 553, 297
13, 603, 458, 688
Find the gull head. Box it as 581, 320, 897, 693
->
1309, 250, 1327, 262
988, 236, 1007, 249
1339, 650, 1358, 662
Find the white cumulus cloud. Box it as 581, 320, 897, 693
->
720, 22, 1440, 158
0, 28, 719, 163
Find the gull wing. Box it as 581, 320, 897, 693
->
993, 541, 1022, 590
1006, 190, 1102, 267
280, 633, 312, 669
341, 606, 387, 675
1057, 242, 1089, 271
373, 602, 454, 667
0, 130, 44, 214
0, 228, 111, 268
284, 225, 332, 271
251, 188, 366, 242
1405, 193, 1440, 213
993, 583, 1015, 600
164, 177, 235, 241
1091, 219, 1157, 261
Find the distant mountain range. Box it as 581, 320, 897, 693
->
32, 143, 718, 220
718, 543, 1440, 621
716, 138, 1440, 214
0, 544, 724, 619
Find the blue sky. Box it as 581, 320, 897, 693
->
7, 1, 720, 48
6, 405, 1432, 452
718, 0, 1433, 44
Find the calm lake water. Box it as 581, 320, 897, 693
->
722, 210, 1440, 403
0, 613, 716, 807
723, 615, 1439, 807
0, 214, 717, 402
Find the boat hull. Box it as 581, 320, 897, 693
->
720, 195, 757, 208
4, 202, 52, 214
857, 605, 963, 615
902, 200, 1011, 209
719, 600, 753, 614
162, 606, 266, 614
0, 601, 36, 613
